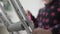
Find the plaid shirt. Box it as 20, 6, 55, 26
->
28, 0, 60, 34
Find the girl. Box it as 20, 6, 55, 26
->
27, 0, 60, 34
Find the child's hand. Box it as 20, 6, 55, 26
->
27, 10, 32, 20
32, 28, 52, 34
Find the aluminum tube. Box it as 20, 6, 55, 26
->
8, 22, 25, 32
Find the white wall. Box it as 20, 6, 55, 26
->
19, 0, 44, 18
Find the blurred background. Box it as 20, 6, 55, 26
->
0, 0, 44, 34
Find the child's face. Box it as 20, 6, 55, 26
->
43, 0, 52, 4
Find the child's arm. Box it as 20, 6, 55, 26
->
27, 10, 38, 28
